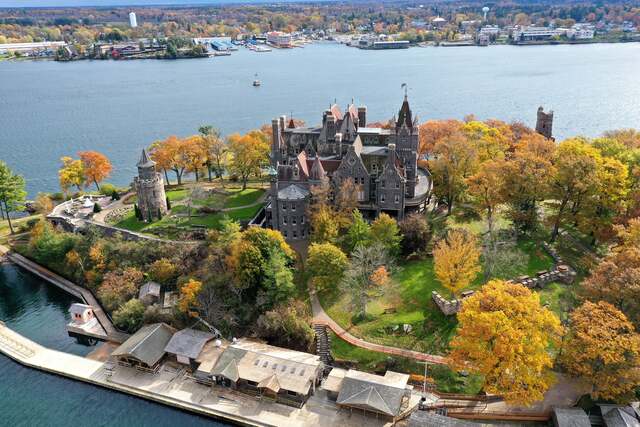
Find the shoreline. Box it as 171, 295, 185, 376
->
0, 322, 263, 427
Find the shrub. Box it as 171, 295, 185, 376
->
113, 299, 145, 333
100, 183, 116, 196
93, 202, 102, 213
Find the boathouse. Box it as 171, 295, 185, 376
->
208, 339, 324, 407
326, 368, 416, 422
164, 328, 215, 369
69, 303, 95, 324
111, 323, 175, 372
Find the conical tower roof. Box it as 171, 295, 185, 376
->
137, 148, 155, 168
396, 95, 413, 129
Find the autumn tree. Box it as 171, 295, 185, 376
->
79, 151, 112, 191
418, 119, 462, 158
429, 134, 478, 214
398, 213, 432, 256
334, 178, 359, 226
433, 230, 481, 297
227, 130, 270, 190
342, 243, 390, 320
149, 136, 188, 185
582, 247, 640, 327
309, 205, 339, 244
344, 209, 371, 253
462, 121, 509, 163
371, 213, 402, 257
33, 193, 53, 215
148, 258, 178, 286
500, 134, 555, 233
58, 156, 85, 194
198, 125, 227, 182
561, 301, 640, 402
466, 160, 505, 239
113, 299, 145, 333
182, 135, 206, 182
0, 161, 27, 234
256, 300, 315, 352
307, 242, 348, 291
178, 278, 202, 317
97, 267, 144, 311
548, 139, 601, 241
449, 280, 562, 406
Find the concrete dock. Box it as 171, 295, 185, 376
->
0, 322, 394, 427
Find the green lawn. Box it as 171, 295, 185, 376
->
114, 210, 151, 232
329, 331, 483, 394
538, 282, 577, 323
224, 188, 265, 208
166, 189, 189, 202
319, 239, 555, 355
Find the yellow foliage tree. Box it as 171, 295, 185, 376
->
449, 280, 562, 406
561, 301, 640, 402
58, 156, 85, 194
178, 279, 202, 317
433, 230, 481, 297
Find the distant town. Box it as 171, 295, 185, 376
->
0, 1, 639, 60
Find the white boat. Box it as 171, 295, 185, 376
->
254, 46, 272, 52
253, 73, 261, 86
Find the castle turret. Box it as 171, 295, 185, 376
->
358, 106, 367, 128
536, 106, 554, 140
134, 149, 167, 222
392, 96, 419, 198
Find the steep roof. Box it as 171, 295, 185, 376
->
396, 96, 414, 129
309, 157, 327, 181
111, 323, 175, 367
164, 328, 215, 360
330, 104, 343, 121
552, 407, 591, 427
139, 281, 161, 299
277, 184, 309, 200
137, 148, 155, 168
336, 370, 410, 417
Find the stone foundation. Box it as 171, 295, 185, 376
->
431, 290, 475, 316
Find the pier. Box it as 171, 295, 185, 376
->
0, 245, 128, 344
0, 322, 392, 427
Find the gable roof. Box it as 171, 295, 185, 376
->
111, 323, 175, 367
210, 346, 247, 382
330, 104, 343, 121
336, 370, 410, 417
139, 281, 161, 299
164, 328, 215, 360
552, 407, 591, 427
309, 157, 327, 181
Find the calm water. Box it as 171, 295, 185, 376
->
0, 263, 224, 426
1, 42, 640, 196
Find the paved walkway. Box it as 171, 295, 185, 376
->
0, 244, 128, 344
0, 322, 394, 427
309, 286, 447, 365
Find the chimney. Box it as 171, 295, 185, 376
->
279, 115, 286, 133
271, 118, 280, 166
358, 106, 367, 128
388, 143, 397, 164
326, 113, 336, 140
335, 133, 343, 155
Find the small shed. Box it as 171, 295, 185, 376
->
111, 323, 175, 372
164, 328, 215, 369
139, 281, 161, 306
69, 303, 95, 324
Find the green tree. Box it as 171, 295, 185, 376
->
344, 209, 371, 253
370, 213, 402, 257
113, 299, 145, 333
0, 161, 27, 234
342, 243, 390, 319
307, 242, 348, 291
398, 213, 432, 256
255, 301, 315, 352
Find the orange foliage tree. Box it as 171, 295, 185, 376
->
79, 151, 112, 191
433, 230, 481, 297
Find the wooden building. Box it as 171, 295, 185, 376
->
111, 323, 175, 372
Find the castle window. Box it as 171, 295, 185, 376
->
282, 203, 287, 210
381, 180, 386, 189
372, 163, 378, 173
395, 195, 400, 204
283, 231, 288, 238
293, 231, 298, 238
283, 217, 287, 225
301, 216, 305, 224
291, 203, 296, 211
358, 190, 365, 201
396, 182, 400, 189
292, 217, 297, 225
380, 194, 385, 203
302, 230, 306, 238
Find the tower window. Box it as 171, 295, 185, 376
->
380, 194, 385, 203
395, 195, 400, 204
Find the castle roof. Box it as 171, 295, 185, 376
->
309, 157, 327, 181
330, 104, 343, 121
137, 148, 156, 168
278, 184, 309, 201
396, 96, 414, 129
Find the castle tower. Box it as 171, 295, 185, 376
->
392, 95, 419, 198
134, 149, 167, 222
535, 106, 554, 140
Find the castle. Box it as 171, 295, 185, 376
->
535, 106, 554, 140
265, 96, 431, 240
134, 149, 168, 222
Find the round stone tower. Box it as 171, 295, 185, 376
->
134, 148, 168, 222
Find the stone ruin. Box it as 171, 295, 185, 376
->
432, 242, 576, 316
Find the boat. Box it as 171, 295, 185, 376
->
213, 51, 231, 56
254, 46, 272, 52
253, 73, 261, 87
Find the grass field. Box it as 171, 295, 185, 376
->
319, 238, 555, 355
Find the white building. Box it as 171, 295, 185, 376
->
479, 25, 501, 37
266, 31, 292, 47
129, 12, 138, 28
567, 24, 595, 39
512, 26, 563, 41
0, 41, 66, 54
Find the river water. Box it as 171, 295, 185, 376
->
1, 42, 640, 196
0, 263, 225, 426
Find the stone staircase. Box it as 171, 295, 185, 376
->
313, 324, 333, 367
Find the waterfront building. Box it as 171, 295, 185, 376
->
266, 31, 292, 48
134, 149, 168, 222
0, 41, 66, 54
324, 368, 417, 422
164, 329, 216, 369
111, 323, 175, 372
512, 26, 563, 42
567, 24, 595, 39
207, 339, 324, 407
266, 96, 431, 241
432, 16, 447, 29
129, 12, 138, 28
536, 106, 554, 140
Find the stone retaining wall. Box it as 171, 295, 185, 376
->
431, 290, 475, 316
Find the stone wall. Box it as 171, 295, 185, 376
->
431, 290, 475, 316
